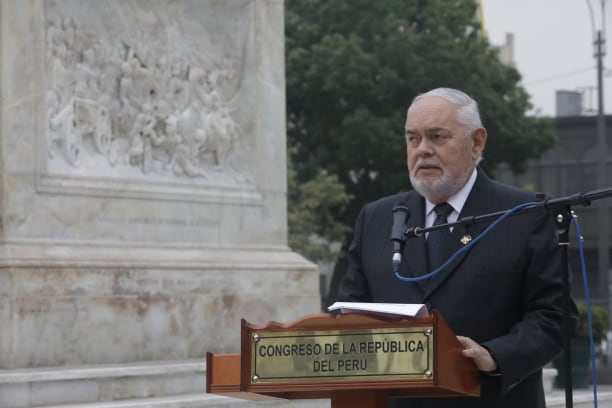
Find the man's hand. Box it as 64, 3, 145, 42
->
457, 336, 498, 373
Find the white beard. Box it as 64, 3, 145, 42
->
410, 166, 471, 203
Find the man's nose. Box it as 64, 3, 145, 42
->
415, 137, 435, 154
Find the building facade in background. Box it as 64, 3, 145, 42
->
497, 114, 612, 310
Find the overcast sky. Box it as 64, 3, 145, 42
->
480, 0, 612, 116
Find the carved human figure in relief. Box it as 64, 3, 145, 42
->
74, 48, 100, 99
167, 61, 190, 113
128, 103, 156, 172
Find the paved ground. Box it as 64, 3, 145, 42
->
547, 385, 612, 407
546, 364, 612, 407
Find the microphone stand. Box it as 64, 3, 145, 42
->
401, 187, 612, 408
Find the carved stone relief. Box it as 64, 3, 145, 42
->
44, 2, 253, 187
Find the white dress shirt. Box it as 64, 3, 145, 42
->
424, 168, 478, 235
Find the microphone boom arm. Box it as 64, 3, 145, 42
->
402, 187, 612, 240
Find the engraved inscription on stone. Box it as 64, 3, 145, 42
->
44, 1, 254, 187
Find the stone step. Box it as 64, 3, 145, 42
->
0, 360, 328, 408
0, 359, 206, 384
35, 394, 225, 408
0, 360, 207, 407
36, 395, 327, 408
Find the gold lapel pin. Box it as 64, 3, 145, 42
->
460, 234, 472, 245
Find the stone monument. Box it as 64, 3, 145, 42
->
0, 0, 321, 406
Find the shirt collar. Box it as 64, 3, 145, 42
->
425, 168, 478, 216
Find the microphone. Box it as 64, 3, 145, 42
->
391, 201, 410, 272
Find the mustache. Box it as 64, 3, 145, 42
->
414, 159, 442, 170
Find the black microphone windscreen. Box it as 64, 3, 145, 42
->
391, 201, 410, 241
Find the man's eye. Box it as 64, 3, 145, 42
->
433, 134, 450, 144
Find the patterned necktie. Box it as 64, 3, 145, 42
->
427, 203, 454, 272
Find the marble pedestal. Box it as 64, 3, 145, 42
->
0, 1, 320, 406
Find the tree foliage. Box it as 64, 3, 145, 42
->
285, 0, 555, 233
287, 161, 352, 262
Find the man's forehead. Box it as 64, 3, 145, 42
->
406, 98, 458, 128
408, 95, 455, 115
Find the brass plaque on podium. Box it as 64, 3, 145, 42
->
249, 327, 433, 383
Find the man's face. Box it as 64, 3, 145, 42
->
404, 96, 485, 203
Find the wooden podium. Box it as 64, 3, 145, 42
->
207, 311, 479, 408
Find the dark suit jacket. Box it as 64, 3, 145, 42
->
336, 169, 570, 408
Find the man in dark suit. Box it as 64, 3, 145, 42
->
336, 87, 574, 407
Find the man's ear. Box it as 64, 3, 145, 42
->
471, 127, 487, 159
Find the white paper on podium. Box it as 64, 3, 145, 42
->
327, 302, 429, 318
